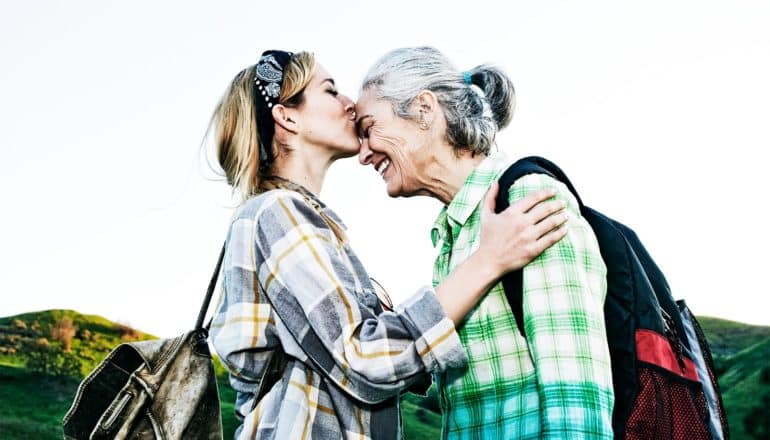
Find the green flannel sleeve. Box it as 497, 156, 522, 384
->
509, 173, 615, 439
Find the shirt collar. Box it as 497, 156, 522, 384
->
266, 176, 348, 230
303, 189, 347, 230
431, 151, 510, 247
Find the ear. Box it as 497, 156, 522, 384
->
272, 104, 298, 134
415, 90, 438, 124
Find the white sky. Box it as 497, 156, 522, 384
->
1, 0, 768, 337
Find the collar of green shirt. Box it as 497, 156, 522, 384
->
430, 151, 511, 248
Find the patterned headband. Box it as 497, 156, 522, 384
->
253, 50, 294, 173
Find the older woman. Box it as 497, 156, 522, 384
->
207, 50, 568, 439
356, 46, 614, 439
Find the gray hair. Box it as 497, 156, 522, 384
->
361, 46, 515, 156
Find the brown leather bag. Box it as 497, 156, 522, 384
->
62, 247, 226, 439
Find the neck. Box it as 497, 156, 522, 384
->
417, 148, 486, 205
271, 143, 334, 196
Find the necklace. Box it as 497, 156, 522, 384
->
260, 175, 347, 245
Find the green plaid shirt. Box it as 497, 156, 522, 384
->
431, 152, 614, 439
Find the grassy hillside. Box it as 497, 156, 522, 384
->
0, 364, 78, 438
717, 338, 770, 439
696, 317, 770, 438
0, 309, 240, 439
0, 309, 153, 341
0, 309, 155, 378
0, 310, 767, 439
696, 316, 770, 357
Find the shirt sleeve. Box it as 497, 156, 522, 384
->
254, 190, 467, 404
209, 209, 282, 418
509, 174, 615, 439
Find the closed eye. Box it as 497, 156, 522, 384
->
357, 118, 373, 138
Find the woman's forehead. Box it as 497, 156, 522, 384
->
310, 64, 331, 85
355, 89, 379, 111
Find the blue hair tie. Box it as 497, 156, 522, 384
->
462, 71, 472, 85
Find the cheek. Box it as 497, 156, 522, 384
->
373, 132, 420, 177
369, 129, 405, 157
391, 138, 421, 171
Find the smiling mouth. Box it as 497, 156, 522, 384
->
376, 158, 391, 178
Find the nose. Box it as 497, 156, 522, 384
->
358, 139, 374, 165
341, 95, 355, 118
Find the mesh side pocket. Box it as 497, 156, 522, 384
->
625, 364, 711, 440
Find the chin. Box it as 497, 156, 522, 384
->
386, 180, 425, 199
331, 142, 361, 159
384, 181, 406, 199
334, 149, 359, 159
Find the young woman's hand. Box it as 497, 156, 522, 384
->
478, 182, 568, 277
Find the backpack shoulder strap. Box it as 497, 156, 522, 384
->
495, 156, 584, 338
195, 244, 226, 331
496, 156, 584, 213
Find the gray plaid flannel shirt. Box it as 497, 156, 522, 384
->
211, 188, 467, 439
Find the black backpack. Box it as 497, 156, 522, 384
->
495, 156, 729, 440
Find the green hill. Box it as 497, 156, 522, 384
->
0, 309, 153, 341
717, 338, 770, 439
0, 309, 154, 379
0, 309, 767, 439
0, 309, 239, 439
696, 316, 770, 357
695, 317, 770, 438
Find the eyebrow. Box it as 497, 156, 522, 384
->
321, 78, 336, 86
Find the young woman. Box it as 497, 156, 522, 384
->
208, 50, 567, 440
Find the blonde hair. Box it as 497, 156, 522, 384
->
207, 52, 316, 199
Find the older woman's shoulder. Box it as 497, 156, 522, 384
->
507, 173, 581, 213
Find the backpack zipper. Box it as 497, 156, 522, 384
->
661, 309, 687, 374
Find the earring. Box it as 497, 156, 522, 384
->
419, 112, 430, 130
